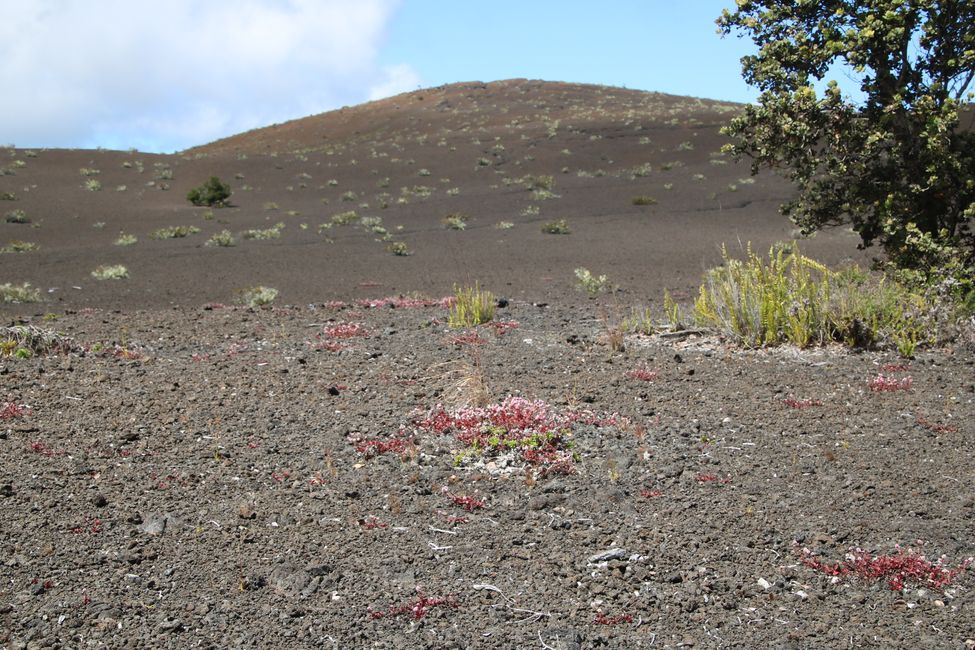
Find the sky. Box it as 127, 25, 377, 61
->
1, 1, 761, 153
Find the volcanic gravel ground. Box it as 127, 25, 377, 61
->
2, 299, 974, 648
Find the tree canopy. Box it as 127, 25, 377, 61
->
718, 0, 975, 282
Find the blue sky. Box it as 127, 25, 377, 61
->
1, 1, 757, 153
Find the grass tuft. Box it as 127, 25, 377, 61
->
448, 284, 495, 328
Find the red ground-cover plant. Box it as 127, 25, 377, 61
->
369, 592, 459, 621
449, 331, 487, 346
696, 473, 731, 484
868, 374, 913, 392
798, 546, 972, 592
415, 396, 621, 472
355, 295, 456, 309
29, 441, 63, 457
353, 432, 415, 458
915, 415, 958, 433
448, 493, 485, 512
880, 363, 910, 373
490, 320, 520, 336
323, 323, 369, 339
784, 397, 823, 409
359, 516, 387, 530
1, 402, 29, 419
594, 612, 634, 625
625, 368, 658, 382
640, 489, 663, 498
70, 516, 103, 535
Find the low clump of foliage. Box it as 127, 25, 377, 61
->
331, 210, 359, 226
91, 264, 129, 280
386, 241, 410, 256
5, 209, 28, 224
206, 230, 236, 247
574, 268, 611, 295
692, 244, 947, 355
242, 222, 284, 240
152, 225, 200, 239
632, 196, 657, 206
114, 233, 137, 246
239, 285, 278, 308
1, 240, 38, 253
448, 284, 495, 328
443, 213, 468, 230
187, 176, 231, 207
1, 325, 74, 358
541, 219, 570, 234
798, 545, 972, 592
0, 283, 41, 303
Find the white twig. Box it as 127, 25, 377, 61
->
427, 541, 451, 551
428, 526, 458, 535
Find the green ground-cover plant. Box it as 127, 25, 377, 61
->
5, 209, 28, 224
692, 244, 934, 353
448, 284, 495, 328
187, 176, 231, 206
1, 325, 74, 358
574, 268, 611, 295
718, 1, 975, 286
1, 240, 38, 253
152, 225, 200, 239
114, 233, 137, 246
91, 264, 129, 280
206, 230, 236, 247
0, 283, 41, 303
632, 196, 657, 206
541, 219, 570, 234
239, 286, 278, 308
443, 213, 468, 230
242, 223, 284, 240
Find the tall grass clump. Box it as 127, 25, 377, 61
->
691, 244, 933, 354
0, 283, 41, 303
448, 284, 495, 328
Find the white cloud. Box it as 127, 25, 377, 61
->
0, 0, 417, 152
368, 63, 422, 101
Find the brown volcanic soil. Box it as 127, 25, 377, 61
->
2, 81, 974, 649
2, 79, 864, 312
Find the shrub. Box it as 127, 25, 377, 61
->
0, 283, 41, 303
443, 213, 468, 230
574, 268, 610, 295
206, 230, 236, 247
187, 176, 231, 206
692, 244, 932, 352
632, 196, 657, 206
239, 286, 278, 308
114, 233, 137, 246
541, 219, 570, 234
152, 225, 200, 239
386, 241, 410, 256
91, 264, 129, 280
1, 240, 38, 253
5, 209, 28, 224
242, 223, 283, 240
448, 284, 495, 328
0, 325, 73, 357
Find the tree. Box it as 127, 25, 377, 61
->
718, 1, 975, 283
187, 176, 232, 207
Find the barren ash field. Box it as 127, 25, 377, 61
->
2, 80, 974, 649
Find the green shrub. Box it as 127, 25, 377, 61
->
691, 244, 933, 353
443, 213, 468, 230
0, 240, 38, 253
242, 222, 284, 240
632, 196, 657, 206
0, 283, 41, 303
541, 219, 570, 234
152, 225, 200, 239
206, 230, 236, 247
448, 284, 495, 328
187, 176, 231, 206
574, 268, 610, 295
5, 209, 28, 224
114, 233, 137, 246
239, 286, 278, 308
91, 264, 129, 280
386, 241, 411, 256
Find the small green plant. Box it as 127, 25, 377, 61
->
239, 286, 278, 308
448, 284, 495, 328
186, 176, 231, 206
5, 209, 28, 224
114, 233, 137, 246
632, 196, 657, 206
574, 268, 611, 295
152, 225, 200, 239
622, 307, 655, 335
242, 222, 284, 240
1, 240, 38, 253
91, 264, 129, 280
386, 241, 411, 256
495, 221, 514, 230
206, 230, 236, 247
0, 192, 16, 200
84, 178, 101, 191
0, 283, 41, 303
541, 219, 570, 234
443, 213, 468, 230
663, 290, 684, 331
331, 210, 359, 226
